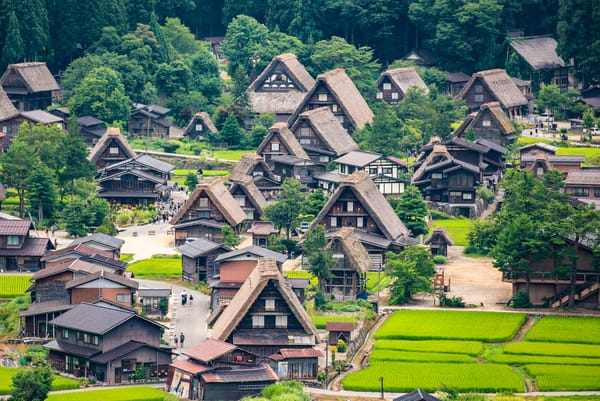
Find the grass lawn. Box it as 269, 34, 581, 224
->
127, 255, 182, 278
0, 275, 33, 298
284, 270, 317, 287
365, 272, 392, 293
212, 149, 254, 161
0, 367, 79, 395
517, 136, 552, 145
45, 386, 168, 401
556, 146, 600, 161
430, 219, 473, 246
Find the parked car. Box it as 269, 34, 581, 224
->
297, 222, 310, 233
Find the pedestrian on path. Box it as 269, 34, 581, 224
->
174, 336, 178, 348
180, 332, 185, 348
189, 294, 193, 305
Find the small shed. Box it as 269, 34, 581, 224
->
267, 348, 323, 380
424, 227, 454, 257
326, 321, 354, 346
247, 221, 279, 247
393, 389, 442, 401
138, 288, 171, 315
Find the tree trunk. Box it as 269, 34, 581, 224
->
18, 190, 24, 218
568, 237, 580, 308
525, 271, 531, 302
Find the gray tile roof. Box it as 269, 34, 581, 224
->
21, 110, 64, 124
215, 245, 287, 264
334, 150, 382, 167
0, 219, 32, 235
49, 303, 138, 334
177, 238, 228, 257
69, 233, 124, 250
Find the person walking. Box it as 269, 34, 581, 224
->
189, 294, 193, 306
179, 332, 185, 348
174, 336, 178, 348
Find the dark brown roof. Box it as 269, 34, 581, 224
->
290, 107, 358, 156
326, 321, 354, 332
0, 219, 32, 235
177, 238, 229, 258
247, 221, 279, 236
88, 127, 137, 164
170, 359, 211, 375
257, 122, 309, 159
509, 36, 565, 70
290, 68, 373, 131
228, 153, 276, 183
0, 237, 53, 257
211, 258, 319, 342
457, 69, 528, 109
268, 348, 323, 360
565, 170, 600, 186
311, 171, 410, 240
201, 364, 278, 383
377, 67, 429, 95
169, 177, 246, 226
69, 233, 124, 250
327, 227, 372, 274
41, 243, 114, 262
424, 227, 455, 246
182, 339, 237, 363
1, 62, 60, 93
19, 300, 73, 317
0, 86, 18, 120
43, 339, 99, 358
91, 341, 161, 364
184, 112, 218, 135
64, 270, 138, 290
31, 259, 105, 280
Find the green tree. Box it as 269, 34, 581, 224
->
387, 246, 436, 304
221, 225, 240, 249
222, 15, 269, 77
1, 141, 33, 217
263, 178, 305, 239
220, 113, 245, 146
395, 185, 428, 237
62, 201, 92, 237
360, 103, 404, 155
57, 125, 97, 200
87, 26, 122, 55
421, 67, 448, 90
303, 189, 327, 217
166, 91, 207, 127
189, 45, 222, 104
16, 0, 49, 60
184, 173, 199, 192
162, 17, 202, 59
306, 227, 334, 293
69, 66, 131, 124
95, 215, 118, 236
150, 12, 170, 63
1, 11, 24, 69
536, 84, 562, 116
26, 160, 57, 223
155, 60, 192, 97
10, 364, 53, 401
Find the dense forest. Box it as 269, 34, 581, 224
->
0, 0, 598, 84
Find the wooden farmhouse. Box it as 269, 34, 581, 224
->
248, 53, 315, 123
288, 68, 373, 135
44, 302, 172, 383
267, 347, 323, 381
424, 227, 454, 257
170, 177, 246, 245
167, 339, 277, 401
211, 258, 320, 357
0, 62, 59, 111
257, 122, 309, 167
456, 69, 528, 118
503, 235, 600, 309
454, 102, 518, 146
177, 238, 230, 284
0, 107, 64, 150
289, 106, 358, 164
247, 221, 279, 248
324, 227, 372, 301
316, 150, 408, 196
76, 116, 107, 147
228, 153, 281, 201
270, 155, 325, 188
89, 127, 137, 169
228, 175, 269, 221
0, 219, 54, 272
208, 246, 287, 311
184, 112, 218, 141
519, 142, 558, 158
65, 270, 138, 306
443, 72, 471, 97
128, 104, 171, 137
0, 86, 20, 150
310, 171, 415, 268
565, 169, 600, 206
375, 67, 429, 103
412, 143, 484, 217
97, 154, 174, 205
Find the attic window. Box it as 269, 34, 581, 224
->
195, 124, 203, 131
391, 92, 399, 100
474, 94, 484, 103
109, 147, 119, 155
482, 118, 491, 127
300, 127, 309, 136
199, 198, 209, 208
332, 104, 338, 112
252, 315, 264, 328
376, 92, 383, 99
271, 143, 280, 151
265, 299, 275, 311
474, 84, 483, 93
318, 93, 328, 102
383, 83, 392, 90
7, 235, 19, 246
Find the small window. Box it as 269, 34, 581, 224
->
330, 216, 337, 227
63, 329, 69, 339
369, 167, 378, 175
357, 217, 364, 227
383, 83, 392, 90
319, 155, 329, 162
234, 196, 245, 206
346, 201, 354, 212
7, 235, 19, 246
391, 92, 399, 100
299, 138, 311, 145
300, 127, 309, 136
92, 336, 99, 345
474, 94, 484, 103
199, 198, 209, 208
265, 299, 275, 311
252, 315, 264, 328
474, 84, 483, 93
332, 104, 338, 112
195, 124, 203, 131
83, 333, 90, 343
116, 294, 129, 302
462, 193, 473, 200
318, 93, 328, 102
382, 167, 393, 175
2, 126, 7, 133
336, 115, 344, 123
536, 167, 544, 176
449, 191, 461, 197
595, 188, 600, 197
482, 118, 491, 127
432, 173, 443, 179
376, 92, 383, 99
571, 187, 589, 197
271, 143, 280, 151
275, 315, 287, 328
109, 147, 119, 155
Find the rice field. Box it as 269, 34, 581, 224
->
45, 386, 167, 401
503, 341, 600, 358
369, 349, 476, 363
525, 364, 600, 391
488, 353, 600, 366
0, 275, 32, 298
525, 316, 600, 345
126, 255, 182, 277
374, 339, 484, 356
375, 310, 526, 342
311, 314, 357, 330
430, 219, 473, 246
0, 367, 79, 394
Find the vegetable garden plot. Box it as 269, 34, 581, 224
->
526, 364, 600, 391
503, 341, 600, 358
342, 362, 524, 393
0, 275, 32, 298
375, 310, 526, 342
525, 316, 600, 345
374, 340, 483, 356
369, 349, 476, 363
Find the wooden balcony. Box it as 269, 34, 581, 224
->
502, 271, 600, 284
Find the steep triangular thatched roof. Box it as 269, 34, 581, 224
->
311, 171, 410, 240
1, 62, 60, 93
376, 67, 429, 95
457, 69, 527, 109
88, 127, 136, 163
249, 53, 315, 115
0, 86, 18, 120
184, 112, 218, 135
327, 227, 372, 274
412, 144, 453, 182
424, 226, 454, 246
289, 68, 373, 131
229, 153, 276, 183
509, 36, 565, 70
475, 102, 516, 135
211, 257, 319, 342
170, 177, 246, 226
290, 107, 358, 156
257, 122, 309, 159
229, 175, 269, 215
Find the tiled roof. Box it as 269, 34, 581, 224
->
325, 321, 354, 332
201, 364, 278, 383
0, 237, 53, 257
182, 339, 237, 363
170, 359, 211, 375
69, 233, 124, 250
49, 303, 137, 334
214, 245, 287, 264
177, 238, 228, 258
0, 220, 32, 235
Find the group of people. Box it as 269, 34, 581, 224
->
174, 332, 185, 348
180, 290, 193, 306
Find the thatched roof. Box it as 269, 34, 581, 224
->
477, 102, 516, 135
424, 227, 454, 246
0, 86, 18, 120
211, 257, 319, 342
228, 175, 269, 215
290, 107, 358, 156
1, 62, 60, 93
229, 153, 276, 183
170, 177, 246, 226
184, 112, 217, 135
457, 69, 527, 109
249, 53, 315, 115
311, 171, 410, 240
412, 144, 453, 182
509, 36, 565, 70
377, 67, 429, 95
257, 122, 309, 159
289, 68, 373, 131
327, 227, 372, 274
88, 127, 136, 163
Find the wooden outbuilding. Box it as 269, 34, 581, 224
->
424, 227, 454, 257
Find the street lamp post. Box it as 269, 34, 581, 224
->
379, 376, 384, 399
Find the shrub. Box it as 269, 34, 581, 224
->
337, 339, 347, 353
509, 291, 530, 308
314, 291, 326, 310
476, 186, 495, 203
433, 255, 447, 264
438, 293, 465, 308
429, 209, 453, 220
